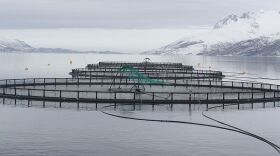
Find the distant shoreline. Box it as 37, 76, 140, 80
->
0, 51, 132, 55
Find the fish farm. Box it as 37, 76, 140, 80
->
2, 60, 280, 153
0, 60, 280, 109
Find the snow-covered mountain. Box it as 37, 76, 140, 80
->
0, 37, 127, 54
0, 37, 76, 53
202, 35, 280, 56
0, 38, 32, 52
144, 10, 280, 56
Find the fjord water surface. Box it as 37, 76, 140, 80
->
0, 53, 280, 156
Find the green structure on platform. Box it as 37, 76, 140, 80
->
109, 65, 165, 92
119, 65, 165, 85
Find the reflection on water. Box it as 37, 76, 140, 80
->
0, 53, 280, 156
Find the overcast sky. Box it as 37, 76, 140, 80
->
0, 0, 280, 52
0, 0, 280, 29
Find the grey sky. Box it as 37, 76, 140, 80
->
1, 0, 280, 29
1, 0, 280, 52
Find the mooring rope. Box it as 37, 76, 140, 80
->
227, 75, 280, 81
211, 67, 280, 82
100, 102, 280, 154
202, 103, 280, 153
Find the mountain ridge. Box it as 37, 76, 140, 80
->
0, 38, 125, 54
143, 10, 280, 56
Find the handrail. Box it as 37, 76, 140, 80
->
0, 78, 279, 104
0, 78, 278, 90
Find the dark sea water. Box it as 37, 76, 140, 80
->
0, 53, 280, 156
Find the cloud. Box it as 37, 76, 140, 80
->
0, 0, 280, 28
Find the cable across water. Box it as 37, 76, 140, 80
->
100, 98, 280, 154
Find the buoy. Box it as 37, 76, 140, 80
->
70, 60, 73, 65
48, 64, 51, 66
25, 67, 29, 71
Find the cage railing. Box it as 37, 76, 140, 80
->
0, 78, 280, 104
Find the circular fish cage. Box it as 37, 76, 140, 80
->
71, 62, 223, 81
0, 61, 279, 109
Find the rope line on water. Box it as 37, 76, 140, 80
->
100, 101, 280, 154
202, 103, 280, 153
227, 75, 280, 81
